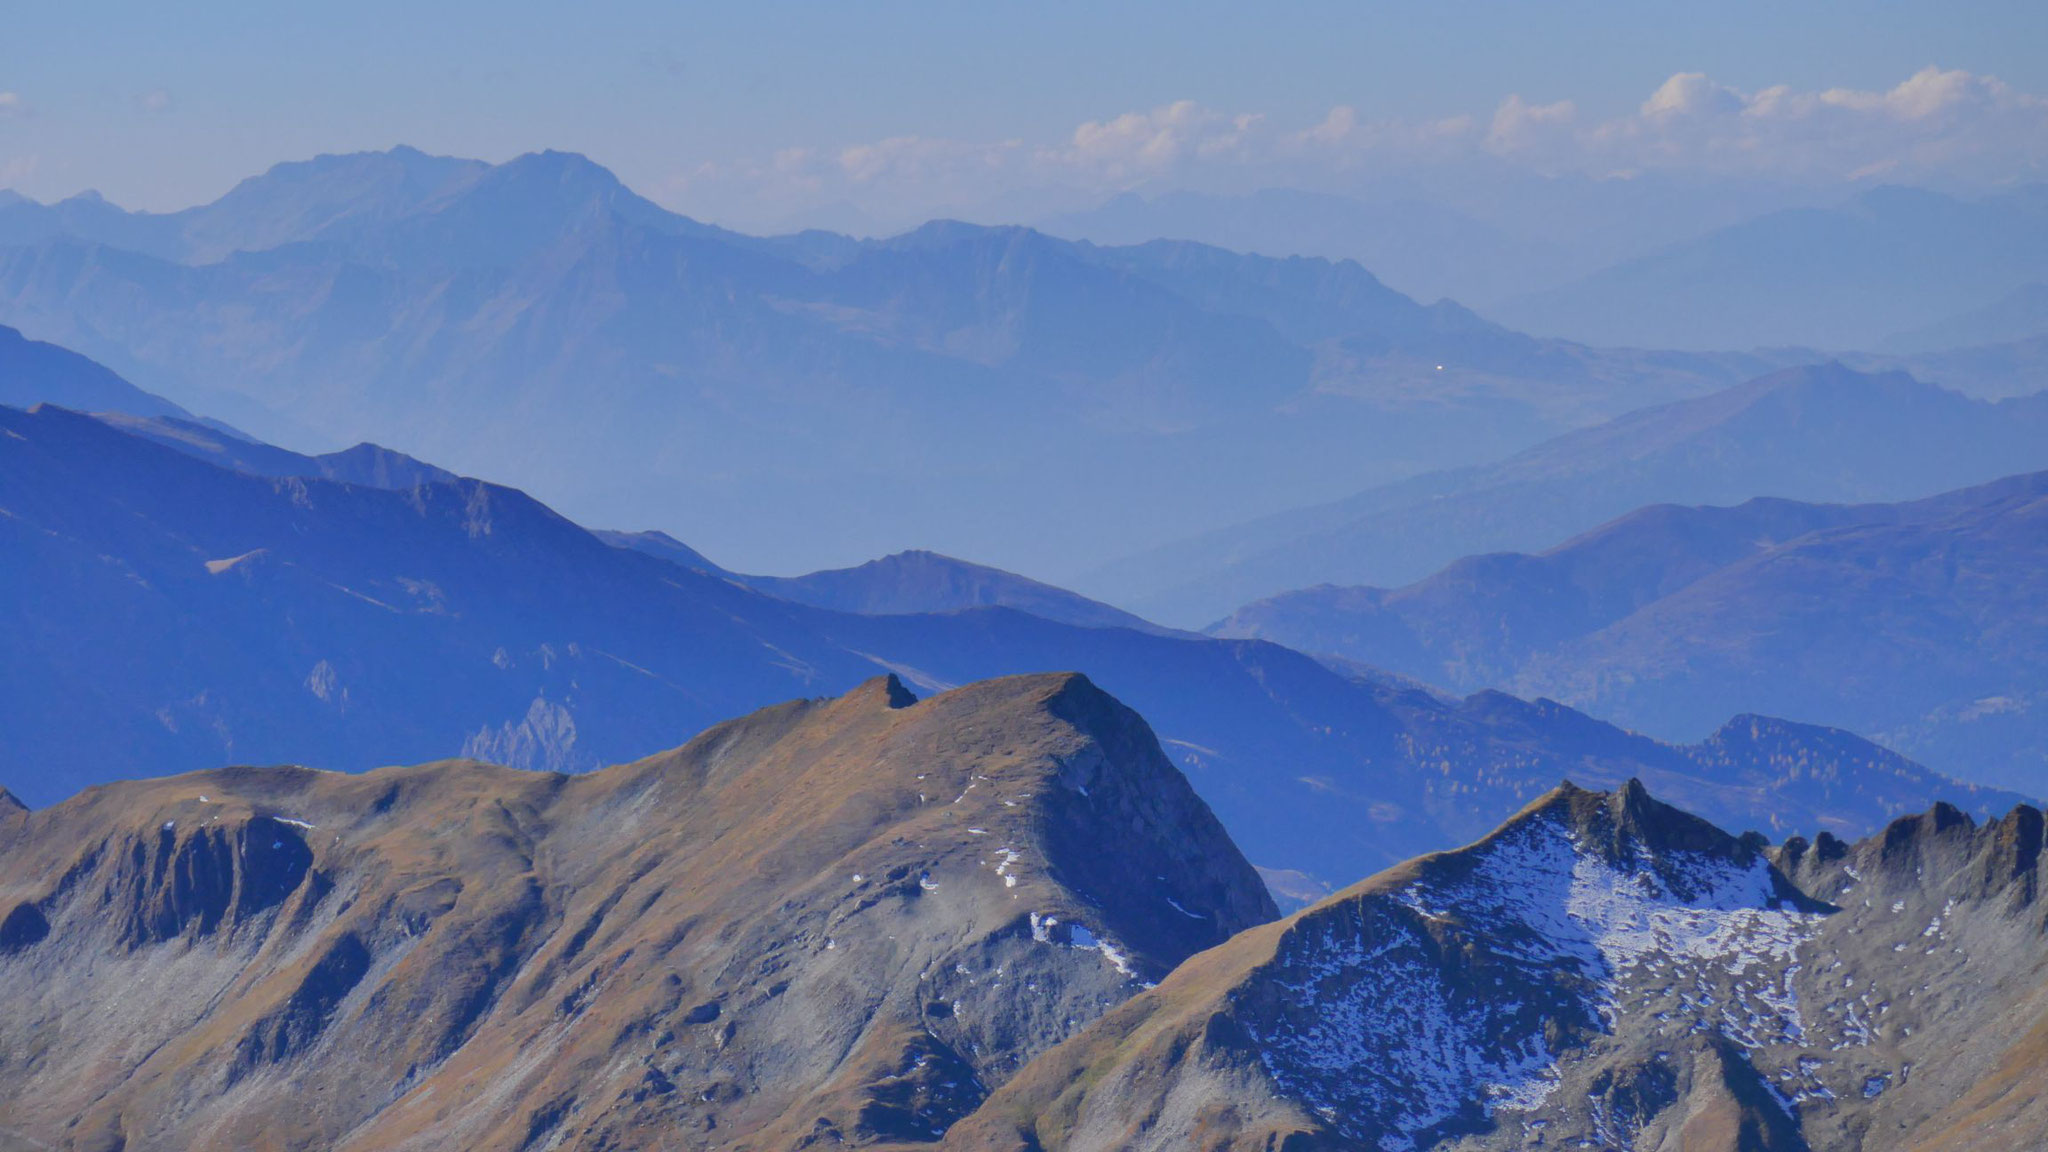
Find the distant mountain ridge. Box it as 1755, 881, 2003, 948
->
595, 536, 1177, 636
1088, 362, 2048, 625
93, 409, 459, 488
0, 146, 1786, 579
1214, 470, 2048, 792
1036, 186, 1573, 307
1, 398, 2025, 898
1495, 183, 2048, 350
1883, 281, 2048, 352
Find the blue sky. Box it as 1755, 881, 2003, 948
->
4, 0, 2045, 226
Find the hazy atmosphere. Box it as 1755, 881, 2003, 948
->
3, 4, 2047, 1149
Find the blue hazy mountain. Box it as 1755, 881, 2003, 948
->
1214, 471, 2048, 793
598, 532, 1177, 636
92, 410, 459, 489
1883, 282, 2048, 353
1086, 363, 2048, 625
1495, 184, 2048, 350
0, 147, 1785, 579
2, 400, 2021, 898
1036, 187, 1574, 307
0, 323, 193, 420
739, 549, 1173, 634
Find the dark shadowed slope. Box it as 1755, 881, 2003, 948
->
1, 402, 2020, 895
0, 402, 889, 802
1092, 362, 2048, 625
1214, 472, 2048, 793
0, 673, 1275, 1150
949, 784, 2048, 1151
0, 323, 192, 420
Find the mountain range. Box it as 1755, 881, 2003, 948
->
0, 147, 1789, 580
1035, 187, 1575, 308
1086, 362, 2048, 625
5, 691, 2043, 1150
2, 396, 2025, 901
1215, 470, 2048, 794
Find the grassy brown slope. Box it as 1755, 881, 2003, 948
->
0, 672, 1273, 1151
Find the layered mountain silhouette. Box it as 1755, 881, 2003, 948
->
0, 147, 1783, 578
1091, 362, 2048, 625
1214, 472, 2048, 793
952, 783, 2048, 1150
0, 673, 1275, 1149
1496, 183, 2048, 351
0, 399, 2024, 899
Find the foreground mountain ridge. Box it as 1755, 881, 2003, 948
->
0, 673, 1274, 1150
8, 728, 2044, 1150
949, 783, 2048, 1151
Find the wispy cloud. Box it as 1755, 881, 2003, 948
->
0, 91, 24, 118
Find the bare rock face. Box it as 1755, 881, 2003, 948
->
948, 783, 2048, 1152
0, 672, 1273, 1150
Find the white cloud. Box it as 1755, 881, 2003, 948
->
1051, 100, 1265, 179
137, 89, 173, 115
663, 67, 2048, 230
1486, 95, 1578, 154
1641, 73, 1744, 120
0, 92, 23, 117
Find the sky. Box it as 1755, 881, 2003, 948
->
4, 1, 2047, 232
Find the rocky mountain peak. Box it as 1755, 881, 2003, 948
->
0, 673, 1273, 1149
955, 779, 1833, 1150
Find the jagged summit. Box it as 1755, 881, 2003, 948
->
956, 787, 2048, 1150
951, 779, 1833, 1151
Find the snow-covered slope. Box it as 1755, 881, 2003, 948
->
950, 782, 2048, 1151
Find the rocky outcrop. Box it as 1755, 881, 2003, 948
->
948, 784, 2048, 1152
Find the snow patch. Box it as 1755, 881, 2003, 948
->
1244, 812, 1824, 1149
